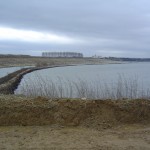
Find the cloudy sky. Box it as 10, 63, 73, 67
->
0, 0, 150, 57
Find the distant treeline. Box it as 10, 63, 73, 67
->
0, 54, 150, 62
0, 54, 31, 58
106, 57, 150, 62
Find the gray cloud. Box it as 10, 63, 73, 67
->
0, 0, 150, 57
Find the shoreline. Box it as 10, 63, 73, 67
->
0, 61, 124, 95
0, 64, 78, 94
0, 62, 150, 149
0, 61, 148, 95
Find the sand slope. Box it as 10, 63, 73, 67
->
0, 95, 150, 149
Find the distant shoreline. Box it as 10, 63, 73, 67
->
0, 57, 122, 68
0, 59, 150, 95
0, 63, 115, 94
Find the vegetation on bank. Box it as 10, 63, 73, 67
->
0, 95, 150, 127
0, 57, 150, 149
17, 74, 150, 100
0, 56, 122, 95
0, 56, 149, 100
0, 56, 120, 68
0, 66, 150, 100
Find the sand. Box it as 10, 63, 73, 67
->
0, 95, 150, 149
0, 124, 150, 150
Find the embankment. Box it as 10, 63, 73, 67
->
0, 67, 42, 94
0, 65, 74, 94
0, 95, 150, 129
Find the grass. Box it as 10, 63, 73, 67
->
0, 95, 150, 126
0, 57, 120, 68
15, 74, 150, 100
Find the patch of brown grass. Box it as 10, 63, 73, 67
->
0, 95, 150, 130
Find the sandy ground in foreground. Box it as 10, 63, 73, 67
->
0, 96, 150, 149
0, 124, 150, 150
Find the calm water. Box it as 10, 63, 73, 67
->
15, 62, 150, 99
0, 66, 30, 78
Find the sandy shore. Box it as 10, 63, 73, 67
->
0, 95, 150, 149
0, 124, 150, 150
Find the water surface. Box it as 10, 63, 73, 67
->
15, 62, 150, 99
0, 67, 24, 78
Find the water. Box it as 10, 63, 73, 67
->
15, 62, 150, 99
0, 66, 31, 78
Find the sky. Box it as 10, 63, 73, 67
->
0, 0, 150, 57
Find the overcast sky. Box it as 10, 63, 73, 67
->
0, 0, 150, 57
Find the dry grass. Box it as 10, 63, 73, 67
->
0, 57, 120, 68
0, 95, 150, 149
17, 74, 150, 99
0, 95, 150, 128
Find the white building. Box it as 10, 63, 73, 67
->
42, 52, 83, 58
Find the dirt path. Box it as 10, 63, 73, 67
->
0, 124, 150, 150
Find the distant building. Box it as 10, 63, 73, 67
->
92, 54, 103, 58
42, 52, 83, 58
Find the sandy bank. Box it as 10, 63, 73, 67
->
0, 95, 150, 149
0, 95, 150, 127
0, 65, 77, 94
